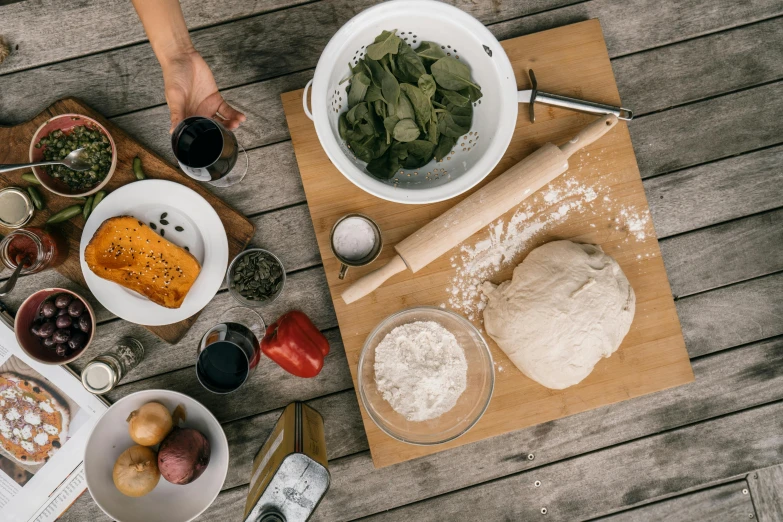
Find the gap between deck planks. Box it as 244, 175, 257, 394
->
2, 0, 783, 124
60, 335, 783, 521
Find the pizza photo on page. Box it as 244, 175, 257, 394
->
0, 356, 79, 477
84, 216, 202, 309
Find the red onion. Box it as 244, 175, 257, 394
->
157, 427, 210, 485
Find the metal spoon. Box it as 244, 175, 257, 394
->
0, 257, 30, 297
0, 148, 91, 174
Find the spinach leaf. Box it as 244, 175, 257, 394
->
393, 118, 421, 142
395, 91, 415, 120
339, 112, 349, 140
367, 58, 400, 107
434, 135, 456, 161
441, 89, 470, 107
366, 30, 402, 61
394, 42, 426, 83
367, 148, 401, 179
401, 140, 435, 169
461, 85, 483, 103
415, 41, 447, 62
438, 104, 472, 138
427, 113, 440, 145
431, 57, 480, 91
383, 116, 400, 144
418, 74, 436, 99
365, 84, 385, 103
347, 72, 371, 108
399, 83, 432, 130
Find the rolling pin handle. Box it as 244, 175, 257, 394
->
342, 254, 408, 304
558, 115, 618, 158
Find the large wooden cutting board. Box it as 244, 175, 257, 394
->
0, 98, 255, 343
282, 19, 694, 468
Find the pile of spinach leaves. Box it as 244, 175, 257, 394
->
339, 30, 483, 180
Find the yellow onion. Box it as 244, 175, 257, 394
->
127, 401, 173, 446
113, 445, 160, 497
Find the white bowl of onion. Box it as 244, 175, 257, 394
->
84, 390, 229, 522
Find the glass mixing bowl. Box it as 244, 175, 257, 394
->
358, 306, 494, 445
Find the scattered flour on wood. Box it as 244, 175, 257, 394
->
374, 321, 467, 422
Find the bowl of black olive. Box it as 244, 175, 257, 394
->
14, 288, 95, 365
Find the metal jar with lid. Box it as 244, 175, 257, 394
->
0, 187, 34, 229
82, 337, 144, 394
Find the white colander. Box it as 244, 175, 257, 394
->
304, 0, 518, 204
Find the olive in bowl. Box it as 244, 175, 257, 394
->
15, 288, 95, 365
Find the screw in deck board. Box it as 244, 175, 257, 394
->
541, 508, 548, 515
534, 480, 541, 487
743, 488, 749, 494
528, 453, 535, 461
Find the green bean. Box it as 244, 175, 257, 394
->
47, 205, 83, 224
133, 156, 146, 180
91, 190, 107, 210
27, 186, 44, 210
82, 196, 94, 220
22, 173, 41, 185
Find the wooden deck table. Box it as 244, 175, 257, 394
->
1, 0, 782, 520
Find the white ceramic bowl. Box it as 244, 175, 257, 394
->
358, 306, 494, 445
84, 390, 229, 522
307, 0, 518, 204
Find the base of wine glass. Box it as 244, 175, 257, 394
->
208, 143, 249, 188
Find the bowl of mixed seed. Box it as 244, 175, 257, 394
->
29, 113, 117, 197
226, 248, 286, 307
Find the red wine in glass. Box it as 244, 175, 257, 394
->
172, 116, 248, 187
196, 308, 265, 394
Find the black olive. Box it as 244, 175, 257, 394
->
52, 329, 71, 344
38, 321, 56, 338
42, 337, 56, 348
68, 299, 85, 317
58, 307, 69, 316
78, 314, 91, 333
55, 315, 72, 329
40, 301, 57, 318
54, 294, 73, 309
55, 344, 70, 357
68, 331, 87, 350
30, 320, 43, 337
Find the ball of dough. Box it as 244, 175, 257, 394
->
482, 240, 635, 390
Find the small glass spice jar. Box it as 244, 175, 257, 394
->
0, 227, 68, 275
0, 187, 34, 228
81, 337, 144, 395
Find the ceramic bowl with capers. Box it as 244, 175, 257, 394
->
226, 248, 286, 307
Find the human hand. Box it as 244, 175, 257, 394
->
161, 48, 246, 133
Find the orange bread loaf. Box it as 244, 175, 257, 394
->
85, 216, 201, 308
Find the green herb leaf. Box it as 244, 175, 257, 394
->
393, 118, 421, 142
441, 89, 470, 107
438, 104, 473, 138
394, 42, 426, 83
347, 72, 371, 107
338, 112, 349, 140
367, 148, 401, 180
383, 115, 400, 145
431, 57, 480, 91
434, 135, 457, 161
461, 84, 483, 103
415, 41, 447, 62
365, 84, 385, 103
367, 58, 400, 107
366, 30, 402, 60
399, 83, 432, 130
427, 113, 440, 145
400, 140, 435, 169
418, 74, 436, 99
394, 91, 415, 120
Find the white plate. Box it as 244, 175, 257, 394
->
84, 390, 229, 522
80, 180, 228, 326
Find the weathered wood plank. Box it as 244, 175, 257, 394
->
676, 272, 783, 357
69, 266, 338, 382
632, 81, 783, 178
0, 0, 314, 75
646, 145, 783, 238
58, 337, 783, 521
593, 481, 754, 522
4, 0, 783, 124
660, 208, 783, 298
361, 401, 783, 521
748, 464, 783, 522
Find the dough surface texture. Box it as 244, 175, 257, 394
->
482, 240, 635, 389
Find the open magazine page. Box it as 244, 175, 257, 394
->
0, 320, 107, 522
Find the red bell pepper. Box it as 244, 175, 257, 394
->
261, 311, 330, 378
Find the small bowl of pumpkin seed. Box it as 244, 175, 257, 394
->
226, 248, 286, 307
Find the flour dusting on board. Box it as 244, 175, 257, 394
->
445, 152, 652, 318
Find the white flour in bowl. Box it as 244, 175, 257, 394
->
374, 321, 467, 422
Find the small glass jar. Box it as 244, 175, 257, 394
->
81, 337, 144, 395
0, 227, 68, 275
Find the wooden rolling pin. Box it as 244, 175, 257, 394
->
342, 114, 619, 304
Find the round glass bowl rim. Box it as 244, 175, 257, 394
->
357, 305, 495, 446
226, 247, 287, 306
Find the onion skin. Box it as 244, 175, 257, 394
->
127, 402, 173, 446
158, 427, 211, 485
113, 445, 161, 497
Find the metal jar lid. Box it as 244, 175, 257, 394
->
81, 360, 118, 394
0, 188, 34, 228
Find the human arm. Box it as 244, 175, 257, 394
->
131, 0, 246, 131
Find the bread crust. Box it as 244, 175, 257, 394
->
85, 216, 201, 308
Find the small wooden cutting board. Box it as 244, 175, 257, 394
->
0, 98, 255, 343
283, 19, 694, 468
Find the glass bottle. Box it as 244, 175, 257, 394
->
81, 337, 144, 395
0, 227, 68, 275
